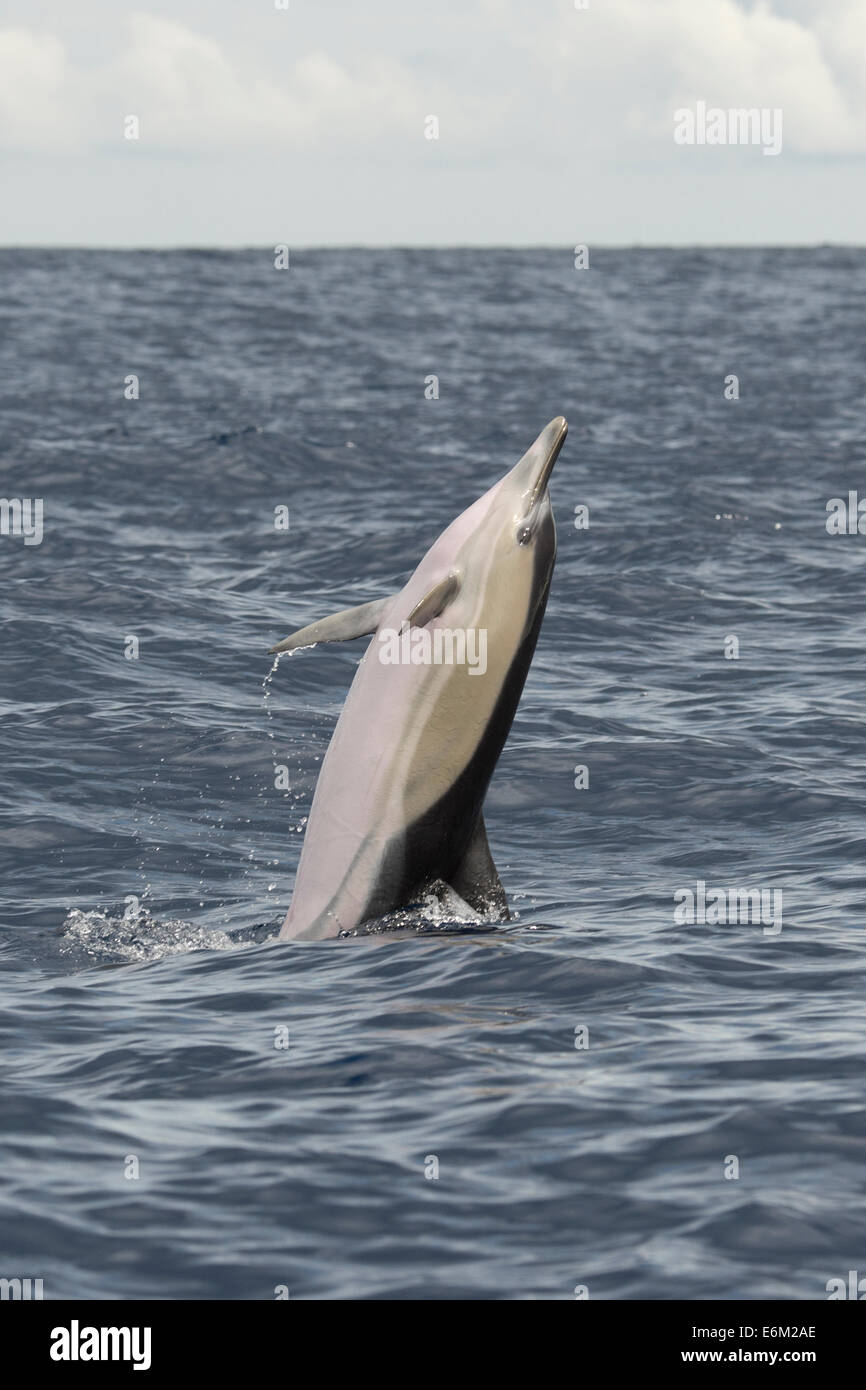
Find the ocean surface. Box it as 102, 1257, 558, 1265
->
1, 247, 864, 1301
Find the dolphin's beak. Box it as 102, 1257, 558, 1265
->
511, 415, 568, 516
529, 415, 568, 506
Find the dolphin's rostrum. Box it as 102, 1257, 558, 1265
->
271, 416, 568, 940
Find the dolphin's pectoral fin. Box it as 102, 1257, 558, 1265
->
268, 597, 391, 655
449, 814, 510, 920
406, 572, 460, 628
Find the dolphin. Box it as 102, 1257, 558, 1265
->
270, 416, 567, 940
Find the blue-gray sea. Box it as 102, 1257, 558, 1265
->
1, 248, 864, 1300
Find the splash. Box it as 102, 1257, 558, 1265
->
262, 649, 282, 751
58, 905, 262, 964
339, 880, 502, 938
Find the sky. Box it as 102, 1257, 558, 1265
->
0, 0, 864, 246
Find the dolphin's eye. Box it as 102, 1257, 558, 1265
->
516, 526, 532, 546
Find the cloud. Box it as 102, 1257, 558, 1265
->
0, 12, 428, 154
1, 2, 865, 160
525, 0, 866, 155
0, 28, 73, 149
113, 14, 425, 150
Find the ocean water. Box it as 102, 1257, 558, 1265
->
1, 247, 864, 1300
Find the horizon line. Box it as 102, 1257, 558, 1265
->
1, 241, 864, 252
